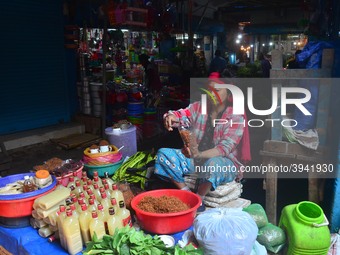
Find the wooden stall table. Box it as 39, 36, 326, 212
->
260, 48, 334, 225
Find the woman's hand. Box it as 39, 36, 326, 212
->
181, 144, 201, 158
164, 114, 179, 131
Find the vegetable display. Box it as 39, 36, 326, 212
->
113, 151, 155, 189
83, 226, 203, 255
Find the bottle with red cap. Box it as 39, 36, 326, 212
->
72, 170, 81, 183
116, 201, 132, 227
89, 193, 99, 208
86, 179, 94, 193
89, 211, 106, 239
62, 209, 83, 255
71, 180, 83, 197
104, 172, 115, 187
55, 179, 65, 189
78, 203, 92, 243
70, 196, 81, 213
93, 171, 103, 186
88, 198, 97, 213
69, 204, 79, 218
103, 184, 112, 199
110, 183, 125, 205
56, 205, 67, 249
93, 183, 102, 201
97, 203, 108, 223
100, 191, 111, 210
110, 198, 120, 216
107, 207, 120, 235
67, 176, 76, 190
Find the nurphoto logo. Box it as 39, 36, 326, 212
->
200, 83, 312, 128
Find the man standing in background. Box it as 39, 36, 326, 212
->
208, 50, 227, 75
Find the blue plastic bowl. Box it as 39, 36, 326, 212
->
0, 173, 57, 201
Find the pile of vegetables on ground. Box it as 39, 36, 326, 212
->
83, 226, 203, 255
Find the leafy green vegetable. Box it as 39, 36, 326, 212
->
83, 226, 203, 255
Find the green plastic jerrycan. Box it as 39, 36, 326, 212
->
279, 201, 331, 255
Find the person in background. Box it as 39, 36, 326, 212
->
258, 52, 271, 77
286, 50, 302, 69
139, 54, 162, 95
209, 50, 227, 75
154, 72, 251, 212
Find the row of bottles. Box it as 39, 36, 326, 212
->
57, 172, 132, 254
32, 170, 132, 255
56, 199, 131, 254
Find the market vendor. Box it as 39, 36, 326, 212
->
154, 72, 251, 212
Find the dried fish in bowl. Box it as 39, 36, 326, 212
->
50, 159, 83, 177
0, 179, 25, 195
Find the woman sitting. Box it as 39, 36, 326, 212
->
154, 72, 250, 212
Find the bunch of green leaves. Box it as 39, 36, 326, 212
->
113, 151, 155, 189
83, 226, 203, 255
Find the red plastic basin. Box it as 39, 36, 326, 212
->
131, 189, 201, 234
0, 187, 56, 218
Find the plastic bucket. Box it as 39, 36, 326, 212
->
279, 201, 331, 255
105, 125, 137, 158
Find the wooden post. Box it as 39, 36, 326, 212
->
264, 157, 278, 224
101, 21, 107, 138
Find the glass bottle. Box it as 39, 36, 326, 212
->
23, 176, 36, 192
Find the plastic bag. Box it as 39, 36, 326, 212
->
250, 241, 267, 255
82, 153, 122, 165
257, 223, 286, 253
243, 203, 269, 228
203, 188, 242, 208
296, 41, 333, 69
185, 177, 240, 198
193, 208, 258, 255
328, 232, 340, 255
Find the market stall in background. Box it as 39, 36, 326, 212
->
1, 0, 340, 254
